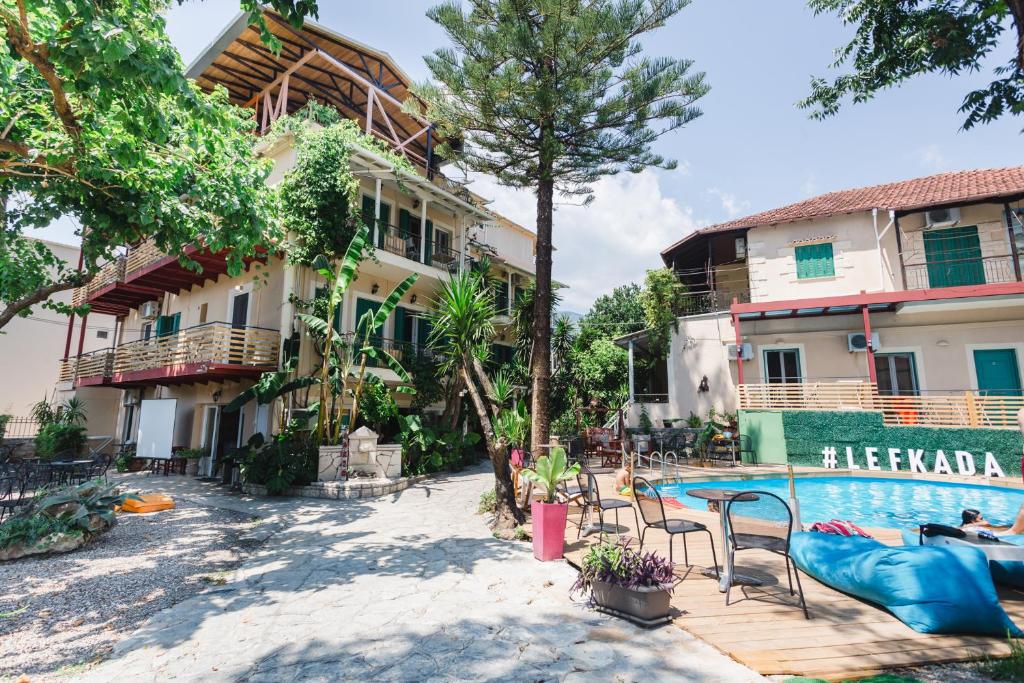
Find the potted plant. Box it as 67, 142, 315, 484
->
178, 448, 205, 476
571, 540, 675, 627
520, 446, 580, 561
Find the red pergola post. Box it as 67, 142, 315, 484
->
75, 313, 89, 358
862, 306, 877, 385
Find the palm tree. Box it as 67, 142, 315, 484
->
427, 271, 524, 528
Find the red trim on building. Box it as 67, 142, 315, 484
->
108, 363, 276, 388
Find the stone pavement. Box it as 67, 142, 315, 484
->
82, 467, 765, 682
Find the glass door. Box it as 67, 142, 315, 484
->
875, 353, 918, 395
764, 349, 802, 383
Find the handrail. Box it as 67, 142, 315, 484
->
738, 381, 1024, 429
112, 322, 280, 375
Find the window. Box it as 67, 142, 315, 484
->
795, 243, 835, 279
198, 303, 208, 325
764, 348, 801, 384
96, 330, 109, 339
875, 353, 918, 396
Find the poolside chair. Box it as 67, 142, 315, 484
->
633, 476, 719, 576
576, 470, 639, 540
725, 490, 808, 618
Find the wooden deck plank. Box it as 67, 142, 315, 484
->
559, 465, 1020, 680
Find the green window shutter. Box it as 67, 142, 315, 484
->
795, 243, 835, 279
417, 318, 432, 348
399, 209, 411, 238
171, 312, 181, 334
361, 195, 375, 227
155, 315, 168, 338
425, 219, 434, 264
394, 306, 407, 343
379, 203, 391, 248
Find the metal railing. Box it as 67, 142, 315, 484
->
902, 253, 1021, 290
111, 322, 280, 375
3, 417, 40, 439
371, 222, 465, 273
634, 393, 669, 404
738, 381, 1024, 429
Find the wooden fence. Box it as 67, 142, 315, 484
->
738, 382, 1024, 430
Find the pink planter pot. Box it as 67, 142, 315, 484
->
531, 500, 569, 561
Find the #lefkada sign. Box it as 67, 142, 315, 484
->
820, 446, 1007, 478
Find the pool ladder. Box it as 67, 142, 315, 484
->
635, 450, 681, 479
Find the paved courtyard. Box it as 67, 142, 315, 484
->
78, 466, 764, 682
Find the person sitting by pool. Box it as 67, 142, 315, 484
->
961, 506, 1024, 535
614, 461, 633, 495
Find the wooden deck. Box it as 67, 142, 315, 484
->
556, 465, 1024, 681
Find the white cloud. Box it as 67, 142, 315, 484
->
705, 187, 748, 218
468, 171, 699, 313
918, 144, 951, 172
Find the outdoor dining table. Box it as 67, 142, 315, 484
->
685, 488, 762, 592
50, 460, 93, 483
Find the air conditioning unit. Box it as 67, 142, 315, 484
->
727, 343, 753, 360
847, 332, 880, 353
924, 207, 961, 228
122, 392, 139, 407
139, 301, 160, 320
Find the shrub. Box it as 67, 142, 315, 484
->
238, 431, 317, 495
0, 514, 78, 551
0, 414, 10, 441
478, 489, 496, 515
35, 423, 87, 459
0, 480, 129, 552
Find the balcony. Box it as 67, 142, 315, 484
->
903, 253, 1022, 291
737, 382, 1024, 429
73, 239, 265, 316
373, 222, 469, 274
60, 323, 280, 388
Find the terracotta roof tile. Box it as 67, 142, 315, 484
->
662, 167, 1024, 257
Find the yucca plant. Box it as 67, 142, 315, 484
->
519, 446, 580, 505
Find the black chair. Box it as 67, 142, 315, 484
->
576, 470, 640, 539
736, 434, 756, 466
0, 475, 26, 522
632, 476, 719, 575
724, 490, 808, 618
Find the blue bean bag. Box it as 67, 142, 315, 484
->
790, 532, 1022, 636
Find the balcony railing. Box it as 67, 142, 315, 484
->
738, 381, 1024, 429
59, 348, 114, 383
372, 222, 466, 273
111, 322, 279, 376
903, 253, 1021, 290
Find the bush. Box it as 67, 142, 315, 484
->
0, 480, 129, 552
571, 540, 675, 603
478, 489, 496, 515
35, 423, 87, 459
238, 430, 317, 495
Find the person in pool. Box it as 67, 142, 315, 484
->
961, 506, 1024, 535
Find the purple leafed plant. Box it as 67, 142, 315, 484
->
571, 540, 675, 602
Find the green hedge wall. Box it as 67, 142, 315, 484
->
777, 410, 1024, 478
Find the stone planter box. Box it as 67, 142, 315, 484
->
243, 474, 429, 500
185, 459, 200, 476
318, 444, 349, 482
591, 580, 672, 627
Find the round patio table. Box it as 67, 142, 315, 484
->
50, 460, 93, 485
686, 488, 762, 592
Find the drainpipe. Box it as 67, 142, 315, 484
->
892, 211, 908, 290
1004, 203, 1022, 281
862, 306, 878, 386
419, 198, 428, 265
873, 208, 895, 292
374, 178, 382, 247
627, 340, 635, 403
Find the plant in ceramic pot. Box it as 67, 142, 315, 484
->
571, 539, 675, 626
519, 446, 580, 561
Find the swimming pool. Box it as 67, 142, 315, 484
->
654, 477, 1024, 529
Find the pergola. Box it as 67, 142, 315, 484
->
728, 280, 1024, 385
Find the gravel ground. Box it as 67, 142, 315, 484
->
0, 500, 263, 682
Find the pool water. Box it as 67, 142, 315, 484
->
654, 477, 1024, 529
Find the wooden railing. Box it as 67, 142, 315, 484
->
111, 322, 279, 375
124, 238, 163, 277
70, 238, 165, 305
58, 348, 114, 382
738, 382, 1024, 429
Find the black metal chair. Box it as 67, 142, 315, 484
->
0, 475, 26, 522
736, 434, 756, 466
576, 470, 640, 539
632, 476, 719, 576
724, 490, 808, 618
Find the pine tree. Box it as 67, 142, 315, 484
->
418, 0, 707, 455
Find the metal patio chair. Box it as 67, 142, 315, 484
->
0, 475, 25, 522
576, 469, 639, 539
633, 476, 719, 576
725, 490, 808, 618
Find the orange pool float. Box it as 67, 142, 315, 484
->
122, 494, 175, 513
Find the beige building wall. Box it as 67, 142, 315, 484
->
0, 240, 116, 416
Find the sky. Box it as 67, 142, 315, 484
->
41, 0, 1024, 313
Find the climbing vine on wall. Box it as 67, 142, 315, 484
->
270, 103, 417, 265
